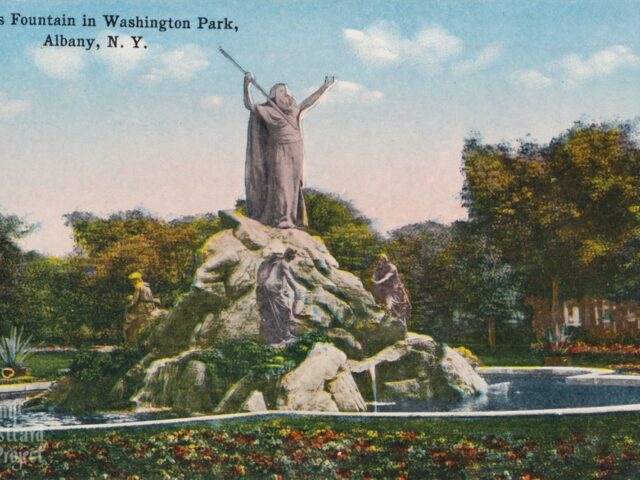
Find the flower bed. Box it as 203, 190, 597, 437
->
3, 415, 640, 478
532, 340, 640, 366
567, 341, 640, 356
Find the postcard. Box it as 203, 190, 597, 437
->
0, 1, 639, 478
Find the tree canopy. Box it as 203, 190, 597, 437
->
462, 122, 640, 305
305, 189, 384, 280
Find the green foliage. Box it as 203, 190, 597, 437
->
0, 212, 32, 336
60, 210, 223, 343
462, 122, 640, 303
200, 339, 292, 387
69, 345, 143, 385
387, 221, 524, 344
26, 353, 73, 380
322, 223, 384, 277
280, 330, 329, 365
201, 332, 331, 392
305, 189, 383, 279
17, 254, 97, 344
0, 326, 33, 368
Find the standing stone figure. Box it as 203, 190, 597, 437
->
257, 248, 304, 345
372, 254, 412, 326
244, 72, 335, 228
124, 272, 165, 343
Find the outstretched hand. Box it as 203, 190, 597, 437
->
323, 76, 336, 88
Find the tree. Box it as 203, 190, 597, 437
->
462, 122, 640, 332
387, 221, 523, 344
0, 212, 32, 334
63, 210, 223, 342
305, 189, 384, 280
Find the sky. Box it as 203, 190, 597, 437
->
0, 0, 638, 256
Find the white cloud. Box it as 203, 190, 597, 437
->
0, 90, 30, 119
317, 80, 384, 104
557, 45, 638, 84
510, 69, 553, 88
97, 31, 148, 74
201, 95, 223, 108
452, 42, 503, 75
141, 44, 209, 82
30, 45, 86, 79
343, 22, 463, 71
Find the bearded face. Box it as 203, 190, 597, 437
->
270, 84, 297, 113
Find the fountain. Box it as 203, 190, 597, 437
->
369, 364, 378, 413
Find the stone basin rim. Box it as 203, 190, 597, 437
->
5, 404, 640, 434
4, 367, 640, 433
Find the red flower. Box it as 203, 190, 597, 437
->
400, 430, 418, 441
234, 433, 256, 445
555, 441, 574, 459
353, 438, 373, 452
287, 430, 305, 442
232, 465, 246, 475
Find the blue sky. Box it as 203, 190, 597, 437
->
0, 0, 638, 255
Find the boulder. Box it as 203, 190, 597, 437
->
214, 375, 256, 414
382, 379, 423, 400
133, 350, 216, 413
350, 333, 487, 402
240, 391, 268, 412
440, 346, 488, 396
277, 343, 366, 412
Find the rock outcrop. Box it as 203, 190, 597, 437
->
44, 209, 488, 416
133, 350, 215, 413
148, 210, 405, 358
349, 333, 487, 401
277, 343, 366, 412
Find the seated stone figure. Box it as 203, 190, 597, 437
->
372, 254, 412, 326
257, 248, 304, 345
124, 272, 166, 343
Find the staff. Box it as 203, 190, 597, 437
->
218, 47, 299, 130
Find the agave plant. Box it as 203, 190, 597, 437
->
544, 324, 573, 355
0, 326, 33, 369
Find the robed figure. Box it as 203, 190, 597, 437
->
372, 254, 412, 326
124, 272, 166, 343
244, 73, 335, 228
256, 249, 304, 345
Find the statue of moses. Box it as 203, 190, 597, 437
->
244, 73, 335, 229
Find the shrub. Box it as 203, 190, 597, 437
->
0, 326, 33, 369
69, 345, 143, 384
200, 331, 332, 392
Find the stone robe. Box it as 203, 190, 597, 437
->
257, 255, 301, 344
246, 103, 308, 229
124, 283, 164, 342
372, 261, 412, 325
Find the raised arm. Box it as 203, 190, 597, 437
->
298, 76, 336, 116
243, 72, 258, 114
128, 286, 141, 310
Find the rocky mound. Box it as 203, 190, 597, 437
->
41, 210, 487, 415
148, 210, 406, 358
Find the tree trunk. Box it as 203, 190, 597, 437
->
487, 317, 496, 349
551, 278, 560, 334
582, 295, 591, 330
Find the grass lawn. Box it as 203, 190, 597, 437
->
465, 343, 638, 369
3, 413, 640, 478
462, 343, 545, 366
25, 353, 73, 380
